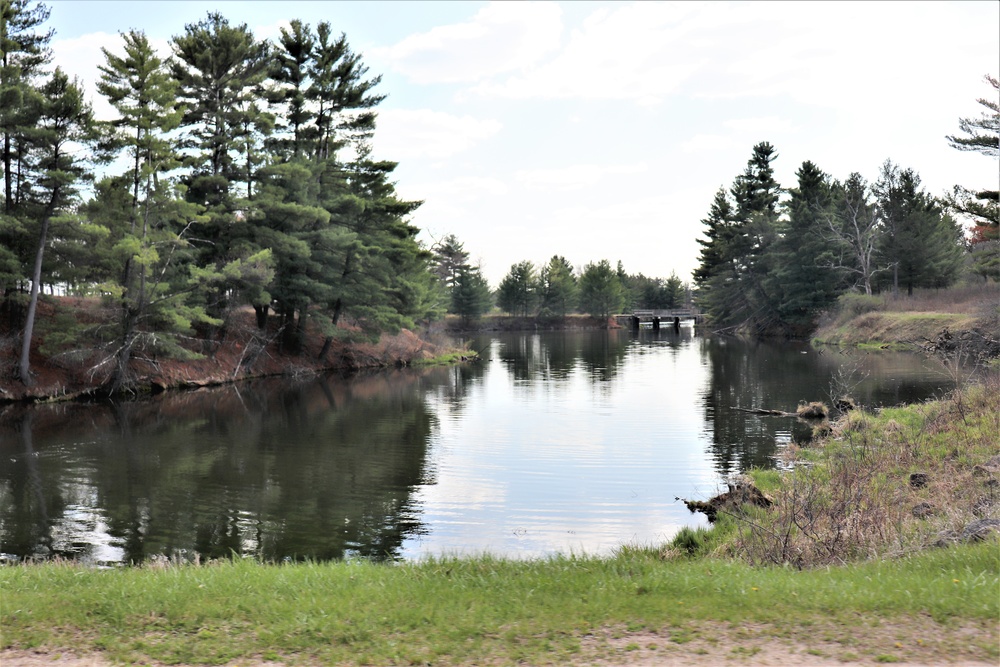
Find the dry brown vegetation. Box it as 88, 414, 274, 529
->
0, 297, 455, 401
813, 282, 1000, 349
727, 372, 1000, 568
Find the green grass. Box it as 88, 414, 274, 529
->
2, 542, 997, 665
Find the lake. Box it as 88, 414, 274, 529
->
0, 328, 962, 564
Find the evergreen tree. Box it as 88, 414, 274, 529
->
308, 23, 384, 161
538, 255, 577, 317
450, 264, 492, 327
170, 12, 270, 197
767, 160, 843, 331
945, 74, 999, 281
692, 187, 736, 317
96, 30, 189, 390
269, 19, 315, 160
430, 233, 470, 293
17, 68, 94, 385
874, 162, 963, 296
496, 260, 537, 316
1, 0, 51, 212
578, 259, 624, 320
664, 271, 686, 309
695, 142, 782, 334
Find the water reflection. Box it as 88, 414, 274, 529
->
0, 330, 962, 563
1, 372, 446, 563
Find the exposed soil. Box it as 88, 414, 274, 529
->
0, 297, 458, 402
2, 617, 996, 666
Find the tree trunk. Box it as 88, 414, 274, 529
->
18, 216, 51, 386
254, 304, 269, 329
3, 133, 11, 213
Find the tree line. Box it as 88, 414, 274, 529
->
2, 2, 445, 390
693, 77, 998, 337
429, 235, 691, 326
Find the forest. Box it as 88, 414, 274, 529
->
1, 1, 997, 394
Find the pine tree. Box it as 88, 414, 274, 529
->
96, 30, 188, 390
1, 0, 51, 212
17, 68, 94, 385
874, 162, 963, 296
538, 255, 577, 317
170, 12, 270, 195
496, 260, 537, 317
269, 19, 316, 160
696, 142, 782, 334
308, 23, 384, 161
430, 234, 471, 293
450, 264, 492, 327
578, 259, 624, 321
945, 74, 999, 281
767, 160, 843, 332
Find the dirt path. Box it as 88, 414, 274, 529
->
4, 619, 996, 667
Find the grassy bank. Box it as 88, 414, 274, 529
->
2, 542, 997, 666
813, 283, 999, 350
3, 378, 999, 666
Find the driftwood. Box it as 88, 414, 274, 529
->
731, 406, 795, 416
731, 401, 830, 419
678, 478, 773, 523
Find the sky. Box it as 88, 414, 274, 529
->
45, 1, 999, 287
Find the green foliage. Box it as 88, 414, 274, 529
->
694, 143, 968, 336
538, 255, 578, 317
577, 259, 624, 320
767, 160, 845, 332
945, 74, 999, 282
873, 161, 963, 296
431, 233, 470, 293
1, 0, 52, 212
450, 264, 492, 326
496, 260, 538, 316
694, 142, 783, 334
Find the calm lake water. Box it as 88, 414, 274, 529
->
0, 328, 963, 564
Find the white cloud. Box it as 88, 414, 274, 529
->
51, 32, 118, 119
472, 2, 707, 103
417, 175, 509, 202
515, 163, 648, 191
52, 31, 173, 122
372, 1, 563, 84
374, 109, 503, 160
680, 134, 731, 154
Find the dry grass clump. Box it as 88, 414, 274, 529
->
729, 371, 1000, 568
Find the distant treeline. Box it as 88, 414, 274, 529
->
692, 76, 998, 337
429, 238, 692, 326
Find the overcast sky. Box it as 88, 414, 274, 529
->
46, 1, 999, 286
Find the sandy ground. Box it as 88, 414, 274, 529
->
4, 621, 997, 667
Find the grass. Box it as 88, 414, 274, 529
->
2, 542, 997, 665
812, 283, 999, 348
725, 373, 1000, 568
